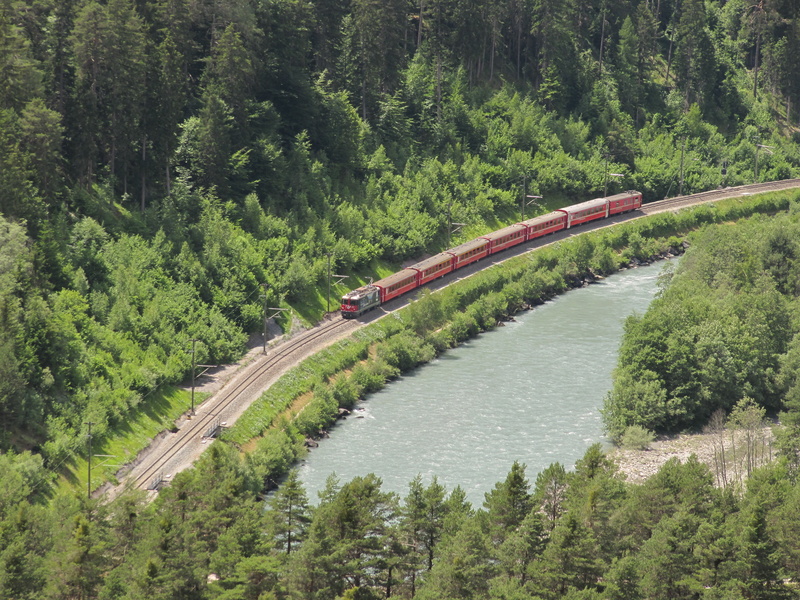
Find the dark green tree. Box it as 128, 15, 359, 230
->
735, 497, 789, 600
19, 98, 64, 206
0, 108, 41, 223
493, 509, 548, 587
287, 473, 397, 599
672, 0, 713, 108
415, 517, 494, 600
536, 511, 603, 596
484, 460, 533, 544
0, 0, 43, 111
69, 0, 147, 191
203, 23, 254, 129
341, 0, 406, 121
151, 31, 187, 196
265, 469, 311, 555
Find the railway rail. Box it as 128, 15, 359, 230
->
111, 179, 800, 497
113, 316, 359, 497
640, 178, 800, 215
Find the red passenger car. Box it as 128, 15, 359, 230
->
606, 191, 642, 215
410, 252, 455, 286
558, 197, 608, 228
447, 238, 490, 269
521, 211, 567, 241
374, 269, 419, 303
481, 223, 528, 255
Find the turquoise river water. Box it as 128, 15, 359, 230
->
298, 260, 669, 506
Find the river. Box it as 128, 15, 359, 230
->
298, 261, 669, 506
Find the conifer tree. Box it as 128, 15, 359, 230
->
266, 469, 311, 555
484, 460, 533, 544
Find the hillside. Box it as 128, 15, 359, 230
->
1, 0, 800, 485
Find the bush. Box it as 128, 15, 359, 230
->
248, 428, 301, 488
591, 246, 619, 275
377, 332, 435, 372
331, 376, 359, 410
349, 360, 390, 394
621, 425, 656, 450
446, 310, 479, 343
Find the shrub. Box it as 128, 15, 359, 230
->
621, 425, 656, 450
331, 376, 360, 410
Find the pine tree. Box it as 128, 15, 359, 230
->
19, 98, 64, 206
533, 462, 568, 532
287, 473, 397, 598
537, 511, 602, 596
415, 517, 494, 600
0, 0, 44, 111
737, 498, 788, 600
484, 460, 533, 544
266, 469, 311, 555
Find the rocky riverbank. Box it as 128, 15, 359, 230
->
609, 425, 776, 486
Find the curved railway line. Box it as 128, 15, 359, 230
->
109, 178, 800, 498
640, 179, 800, 215
111, 316, 360, 497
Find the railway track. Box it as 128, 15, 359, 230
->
112, 178, 800, 497
118, 316, 358, 494
640, 178, 800, 215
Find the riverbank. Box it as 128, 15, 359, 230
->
610, 425, 777, 486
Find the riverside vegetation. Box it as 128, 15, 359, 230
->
4, 0, 800, 597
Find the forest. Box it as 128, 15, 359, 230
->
604, 208, 800, 445
2, 0, 800, 595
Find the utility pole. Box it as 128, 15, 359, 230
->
261, 283, 269, 354
523, 195, 543, 221
755, 144, 773, 183
188, 338, 198, 415
521, 174, 526, 221
326, 252, 332, 313
603, 154, 625, 197
446, 203, 465, 248
262, 292, 289, 345
679, 137, 686, 196
446, 203, 452, 248
85, 421, 94, 499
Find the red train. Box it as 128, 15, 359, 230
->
340, 191, 642, 318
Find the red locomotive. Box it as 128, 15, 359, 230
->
340, 190, 642, 318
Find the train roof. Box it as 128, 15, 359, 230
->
374, 268, 418, 289
558, 196, 607, 214
408, 252, 454, 272
447, 237, 489, 255
605, 190, 641, 201
480, 222, 527, 241
520, 211, 566, 227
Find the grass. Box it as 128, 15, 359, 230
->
59, 385, 208, 495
